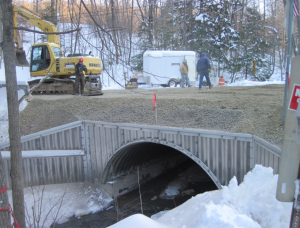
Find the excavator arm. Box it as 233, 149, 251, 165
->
12, 0, 60, 66
12, 8, 29, 66
13, 1, 60, 45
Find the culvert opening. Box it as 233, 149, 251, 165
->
56, 143, 218, 228
113, 159, 218, 217
101, 142, 218, 216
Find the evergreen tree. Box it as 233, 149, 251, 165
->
238, 7, 271, 81
192, 0, 239, 76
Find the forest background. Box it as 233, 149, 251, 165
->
1, 0, 299, 84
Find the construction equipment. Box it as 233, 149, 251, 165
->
124, 72, 138, 89
12, 1, 103, 96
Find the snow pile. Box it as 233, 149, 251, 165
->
107, 214, 166, 228
0, 88, 9, 142
109, 165, 292, 228
8, 182, 113, 227
227, 79, 284, 87
0, 87, 27, 143
0, 62, 31, 82
143, 50, 195, 58
218, 165, 290, 227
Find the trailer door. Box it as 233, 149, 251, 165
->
170, 62, 180, 81
185, 55, 196, 82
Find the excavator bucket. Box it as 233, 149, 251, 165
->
15, 49, 29, 67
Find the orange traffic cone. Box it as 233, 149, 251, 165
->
218, 76, 225, 86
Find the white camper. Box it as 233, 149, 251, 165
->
140, 50, 197, 87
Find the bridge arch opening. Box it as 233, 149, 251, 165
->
101, 141, 219, 197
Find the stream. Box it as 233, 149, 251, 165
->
55, 160, 217, 228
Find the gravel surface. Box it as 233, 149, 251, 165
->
20, 84, 285, 148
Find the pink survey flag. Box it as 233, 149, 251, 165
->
152, 94, 157, 111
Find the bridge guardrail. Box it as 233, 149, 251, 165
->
0, 121, 281, 189
253, 135, 281, 174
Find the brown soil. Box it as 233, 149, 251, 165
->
20, 84, 284, 148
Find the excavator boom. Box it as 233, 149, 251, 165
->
13, 1, 60, 45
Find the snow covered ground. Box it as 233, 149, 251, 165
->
7, 182, 113, 228
109, 165, 292, 228
5, 165, 292, 228
0, 87, 28, 142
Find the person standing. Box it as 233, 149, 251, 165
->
75, 57, 88, 96
197, 53, 212, 90
179, 60, 191, 88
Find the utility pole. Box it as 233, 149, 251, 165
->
282, 0, 294, 125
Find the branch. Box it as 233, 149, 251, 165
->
232, 0, 251, 14
11, 27, 81, 35
80, 0, 117, 45
136, 0, 145, 21
106, 27, 126, 32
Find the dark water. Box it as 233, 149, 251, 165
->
54, 160, 217, 228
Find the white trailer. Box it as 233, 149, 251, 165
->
139, 50, 197, 87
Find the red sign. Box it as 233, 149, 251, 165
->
288, 84, 300, 111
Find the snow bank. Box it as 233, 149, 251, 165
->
0, 62, 31, 82
143, 50, 195, 58
8, 182, 113, 228
108, 214, 166, 228
0, 87, 27, 142
109, 165, 292, 228
227, 79, 284, 87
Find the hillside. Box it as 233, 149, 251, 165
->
19, 84, 284, 148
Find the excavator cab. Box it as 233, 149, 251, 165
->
30, 45, 52, 72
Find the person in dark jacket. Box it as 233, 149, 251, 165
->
75, 57, 88, 96
197, 53, 212, 90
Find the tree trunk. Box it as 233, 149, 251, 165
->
148, 0, 154, 46
183, 0, 186, 49
262, 0, 265, 58
297, 0, 300, 54
74, 0, 82, 54
51, 0, 56, 25
0, 0, 25, 227
67, 0, 74, 53
0, 4, 2, 69
110, 0, 119, 64
127, 0, 134, 64
0, 151, 10, 228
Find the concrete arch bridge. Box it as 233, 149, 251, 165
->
0, 121, 281, 196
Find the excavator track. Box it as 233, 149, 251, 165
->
28, 78, 75, 95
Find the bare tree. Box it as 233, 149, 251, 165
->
110, 0, 119, 63
0, 0, 26, 227
0, 4, 2, 69
297, 0, 300, 54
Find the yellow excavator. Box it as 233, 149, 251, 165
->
13, 1, 103, 95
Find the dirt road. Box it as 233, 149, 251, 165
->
20, 84, 284, 148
